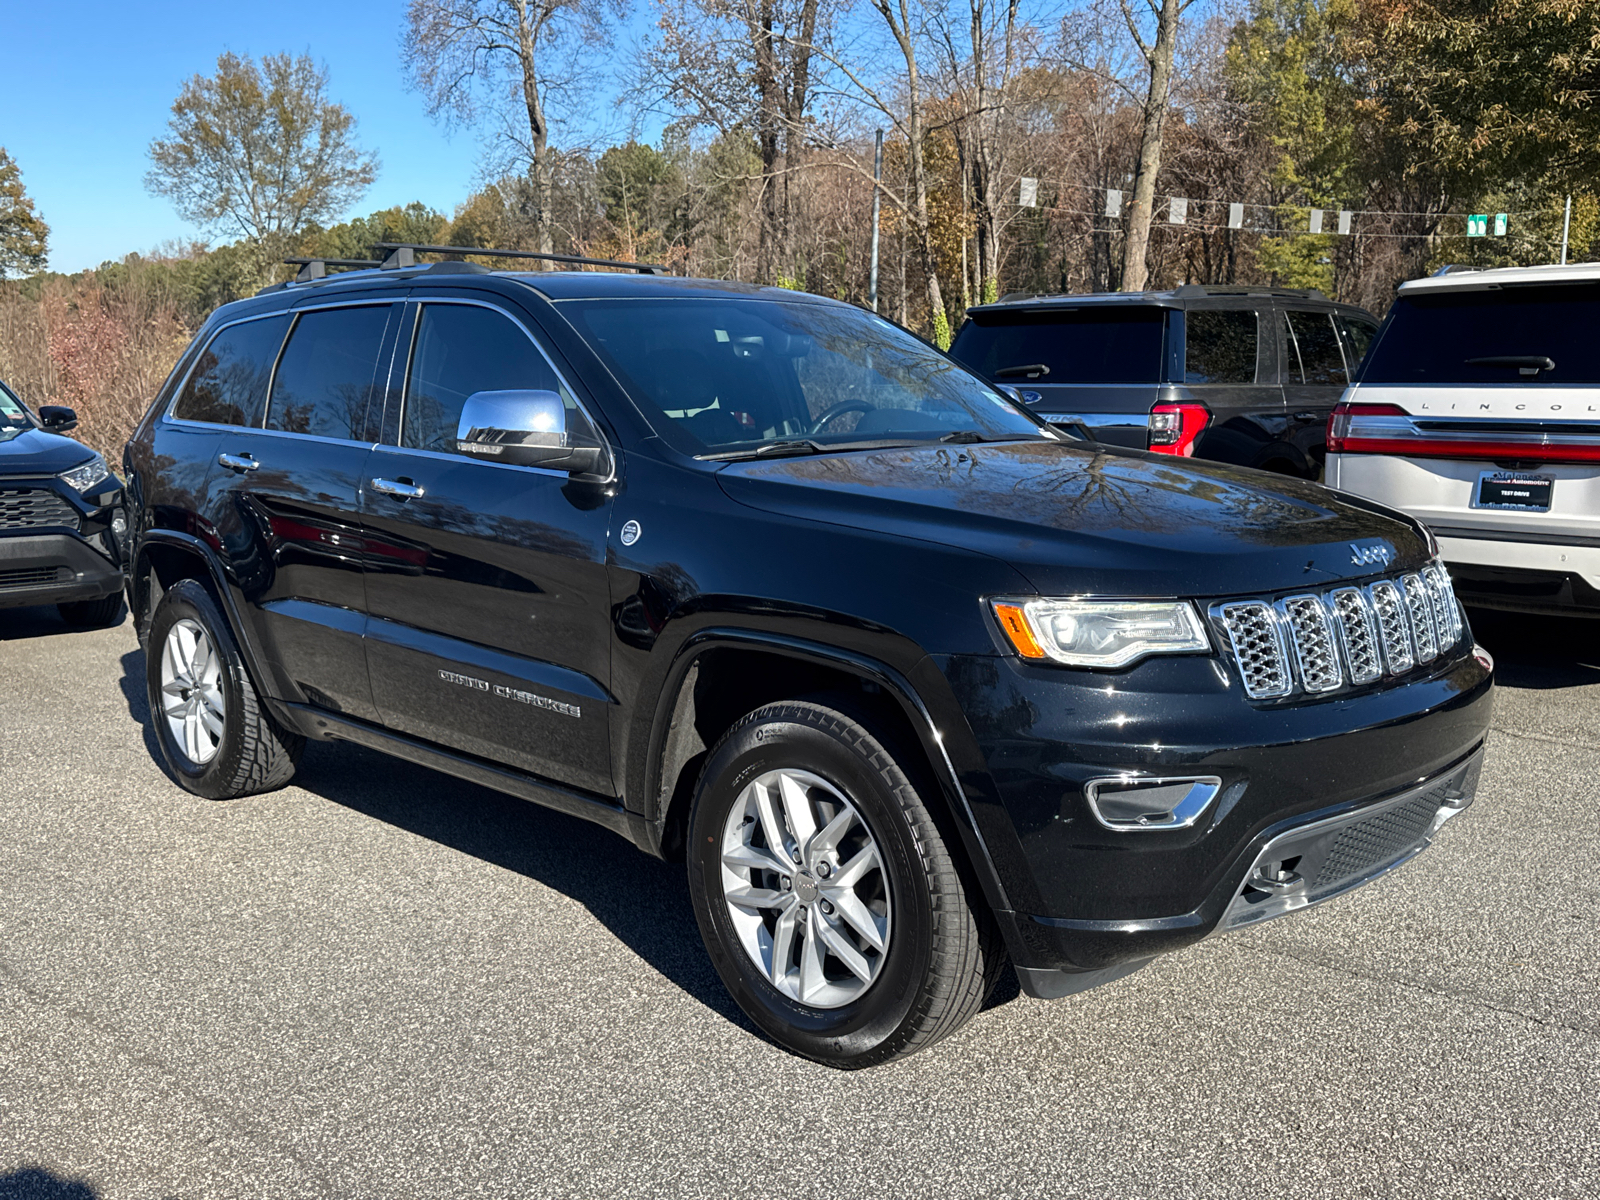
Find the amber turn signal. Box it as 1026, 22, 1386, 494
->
992, 602, 1047, 658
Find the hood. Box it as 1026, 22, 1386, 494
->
716, 440, 1430, 599
0, 426, 99, 477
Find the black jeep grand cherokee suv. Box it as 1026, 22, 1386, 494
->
950, 285, 1380, 478
123, 254, 1491, 1068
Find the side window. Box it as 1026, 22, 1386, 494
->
1284, 310, 1347, 386
1337, 315, 1379, 376
171, 315, 289, 427
266, 306, 391, 440
402, 304, 587, 455
1183, 310, 1258, 384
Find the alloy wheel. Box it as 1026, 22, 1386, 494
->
719, 768, 892, 1008
159, 617, 226, 765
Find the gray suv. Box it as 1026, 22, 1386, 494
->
950, 285, 1379, 479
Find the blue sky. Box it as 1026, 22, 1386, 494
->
2, 0, 659, 273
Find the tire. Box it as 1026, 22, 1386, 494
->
58, 594, 124, 627
145, 578, 303, 799
687, 699, 1000, 1069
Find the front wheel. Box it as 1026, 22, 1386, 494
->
687, 700, 1000, 1068
145, 579, 303, 799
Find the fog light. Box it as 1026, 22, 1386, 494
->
1084, 775, 1221, 830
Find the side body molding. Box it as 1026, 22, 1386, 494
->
639, 627, 1015, 916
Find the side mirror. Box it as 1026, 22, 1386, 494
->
38, 405, 78, 432
455, 390, 605, 475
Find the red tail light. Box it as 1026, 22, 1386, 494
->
1148, 403, 1210, 456
1328, 401, 1600, 463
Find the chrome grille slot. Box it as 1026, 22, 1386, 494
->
1280, 595, 1342, 692
1402, 574, 1439, 662
1213, 563, 1464, 700
1422, 565, 1461, 647
1329, 588, 1382, 684
1368, 580, 1414, 675
1217, 602, 1291, 699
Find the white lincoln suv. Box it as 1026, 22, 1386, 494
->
1327, 263, 1600, 616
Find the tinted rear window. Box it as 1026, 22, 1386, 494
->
1184, 310, 1258, 384
266, 306, 391, 439
1363, 285, 1600, 384
951, 308, 1165, 384
172, 315, 289, 427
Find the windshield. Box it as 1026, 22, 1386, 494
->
1363, 285, 1600, 385
949, 307, 1167, 384
0, 382, 31, 444
559, 297, 1049, 457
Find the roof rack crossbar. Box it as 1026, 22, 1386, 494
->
283, 256, 383, 283
371, 242, 666, 275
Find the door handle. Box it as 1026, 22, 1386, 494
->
370, 477, 425, 500
217, 452, 259, 472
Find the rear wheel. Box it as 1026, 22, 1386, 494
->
145, 579, 302, 799
687, 700, 1000, 1068
58, 594, 123, 627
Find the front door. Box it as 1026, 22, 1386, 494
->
1281, 308, 1353, 473
206, 300, 402, 721
360, 297, 616, 795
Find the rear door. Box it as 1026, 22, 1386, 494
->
360, 294, 617, 795
205, 299, 401, 721
948, 305, 1167, 447
1179, 305, 1288, 467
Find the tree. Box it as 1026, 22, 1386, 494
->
1119, 0, 1198, 290
405, 0, 625, 262
0, 147, 50, 278
146, 53, 378, 254
1370, 0, 1600, 195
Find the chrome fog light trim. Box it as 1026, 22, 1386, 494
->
1084, 775, 1223, 830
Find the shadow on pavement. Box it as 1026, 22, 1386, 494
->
0, 604, 124, 642
0, 1166, 99, 1199
111, 638, 1027, 1029
1467, 606, 1600, 690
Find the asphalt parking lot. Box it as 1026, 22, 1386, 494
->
1, 605, 1596, 1200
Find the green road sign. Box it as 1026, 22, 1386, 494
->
1493, 213, 1508, 237
1467, 214, 1488, 237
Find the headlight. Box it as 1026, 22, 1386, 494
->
59, 454, 110, 493
991, 598, 1210, 667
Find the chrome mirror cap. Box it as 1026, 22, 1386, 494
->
456, 389, 603, 473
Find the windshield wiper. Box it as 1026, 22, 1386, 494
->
995, 363, 1051, 379
699, 438, 913, 462
1466, 355, 1555, 377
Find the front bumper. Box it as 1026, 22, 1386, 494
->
938, 641, 1494, 991
0, 533, 124, 608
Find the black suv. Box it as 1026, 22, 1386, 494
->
950, 285, 1380, 478
0, 379, 126, 626
122, 250, 1491, 1068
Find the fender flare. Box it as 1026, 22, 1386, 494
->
641, 626, 1015, 915
132, 530, 293, 729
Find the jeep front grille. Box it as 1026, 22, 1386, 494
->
0, 487, 77, 531
1212, 566, 1465, 700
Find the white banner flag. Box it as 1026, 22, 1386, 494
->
1309, 209, 1324, 234
1106, 189, 1123, 218
1169, 197, 1188, 225
1228, 203, 1244, 230
1338, 210, 1352, 235
1018, 177, 1038, 208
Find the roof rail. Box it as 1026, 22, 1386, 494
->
371, 242, 666, 275
1170, 283, 1328, 300
1431, 264, 1476, 276
283, 256, 382, 283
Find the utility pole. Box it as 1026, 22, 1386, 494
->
1561, 195, 1572, 265
869, 129, 884, 312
